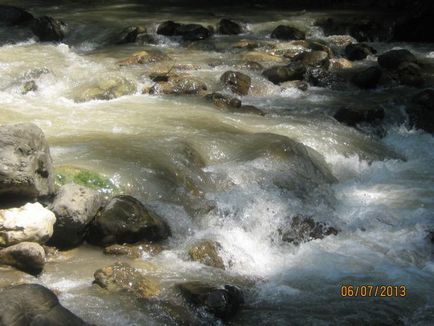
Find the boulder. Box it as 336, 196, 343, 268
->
116, 26, 150, 44
293, 50, 330, 68
217, 19, 242, 35
0, 203, 56, 247
177, 282, 244, 321
345, 43, 376, 61
0, 284, 87, 325
279, 215, 338, 246
351, 66, 382, 89
103, 242, 163, 258
0, 5, 34, 26
73, 76, 136, 102
397, 62, 424, 87
407, 89, 434, 133
157, 21, 181, 36
329, 58, 353, 70
220, 71, 251, 96
48, 184, 103, 249
334, 106, 384, 127
87, 195, 171, 246
378, 49, 417, 70
31, 16, 65, 42
0, 123, 54, 204
94, 262, 160, 299
188, 240, 225, 269
156, 21, 210, 41
262, 63, 306, 84
270, 25, 305, 40
117, 50, 168, 65
305, 67, 337, 88
205, 92, 241, 109
150, 76, 207, 96
0, 242, 45, 276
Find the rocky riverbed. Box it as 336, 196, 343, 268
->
0, 1, 433, 325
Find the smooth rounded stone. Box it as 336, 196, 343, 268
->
0, 203, 56, 247
73, 76, 136, 102
407, 89, 434, 133
217, 18, 242, 35
241, 51, 283, 63
94, 262, 160, 299
334, 106, 385, 127
0, 242, 45, 276
150, 76, 207, 96
279, 215, 338, 246
0, 123, 54, 204
103, 242, 163, 258
351, 66, 382, 89
188, 240, 225, 269
205, 92, 241, 109
270, 25, 305, 40
177, 282, 244, 321
220, 71, 251, 96
117, 50, 169, 65
262, 63, 306, 84
345, 43, 377, 61
281, 80, 309, 91
31, 16, 65, 42
48, 184, 103, 249
0, 283, 87, 325
329, 58, 353, 70
21, 80, 37, 94
397, 62, 424, 87
293, 50, 330, 69
87, 195, 171, 246
378, 49, 417, 70
0, 5, 34, 26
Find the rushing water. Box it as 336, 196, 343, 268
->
1, 1, 434, 325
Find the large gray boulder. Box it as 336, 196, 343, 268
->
0, 242, 45, 276
0, 284, 88, 325
0, 123, 54, 204
48, 184, 103, 249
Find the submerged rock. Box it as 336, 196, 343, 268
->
241, 51, 283, 63
116, 26, 151, 44
378, 49, 417, 70
0, 284, 87, 325
31, 16, 65, 42
150, 75, 207, 96
0, 5, 34, 26
294, 50, 330, 69
188, 240, 225, 269
407, 89, 434, 133
48, 184, 103, 249
281, 80, 309, 91
74, 76, 136, 102
103, 242, 163, 258
334, 106, 384, 127
87, 195, 170, 246
0, 203, 56, 247
217, 19, 242, 35
205, 92, 242, 109
94, 262, 160, 299
0, 123, 54, 204
397, 62, 424, 87
21, 80, 37, 94
271, 25, 305, 40
220, 71, 251, 96
177, 282, 244, 321
345, 43, 376, 61
262, 63, 306, 84
0, 242, 45, 276
351, 66, 382, 89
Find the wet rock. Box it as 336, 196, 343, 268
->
270, 25, 305, 41
280, 215, 338, 245
74, 76, 136, 102
31, 16, 65, 42
157, 21, 181, 36
378, 49, 417, 70
177, 282, 243, 321
116, 25, 152, 44
217, 18, 242, 35
305, 67, 336, 88
188, 240, 225, 269
21, 80, 37, 94
345, 43, 376, 61
351, 66, 382, 89
241, 51, 283, 63
103, 242, 163, 258
0, 5, 34, 26
220, 71, 251, 96
0, 123, 54, 203
334, 106, 385, 127
397, 62, 424, 87
87, 195, 170, 246
294, 50, 330, 69
94, 262, 160, 298
407, 89, 434, 133
117, 50, 168, 65
242, 61, 263, 71
329, 58, 353, 70
262, 63, 306, 84
325, 35, 356, 48
281, 80, 309, 91
0, 203, 56, 247
157, 21, 210, 41
231, 40, 259, 50
48, 184, 103, 249
205, 92, 241, 109
0, 284, 87, 325
0, 242, 45, 276
150, 75, 207, 96
234, 105, 265, 116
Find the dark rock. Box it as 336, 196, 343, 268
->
150, 76, 207, 96
0, 123, 54, 204
94, 262, 160, 299
378, 49, 417, 70
0, 284, 87, 325
205, 92, 241, 109
31, 16, 65, 42
407, 89, 434, 133
188, 240, 225, 269
48, 183, 103, 249
218, 19, 242, 35
412, 89, 434, 110
262, 63, 306, 84
21, 80, 37, 94
220, 71, 251, 96
0, 5, 34, 26
280, 215, 338, 245
281, 80, 309, 91
397, 62, 424, 87
116, 26, 152, 44
270, 25, 305, 40
294, 50, 330, 68
157, 21, 181, 36
0, 242, 45, 276
177, 282, 244, 321
87, 195, 171, 246
345, 43, 376, 61
157, 21, 210, 41
334, 106, 385, 127
351, 66, 382, 89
